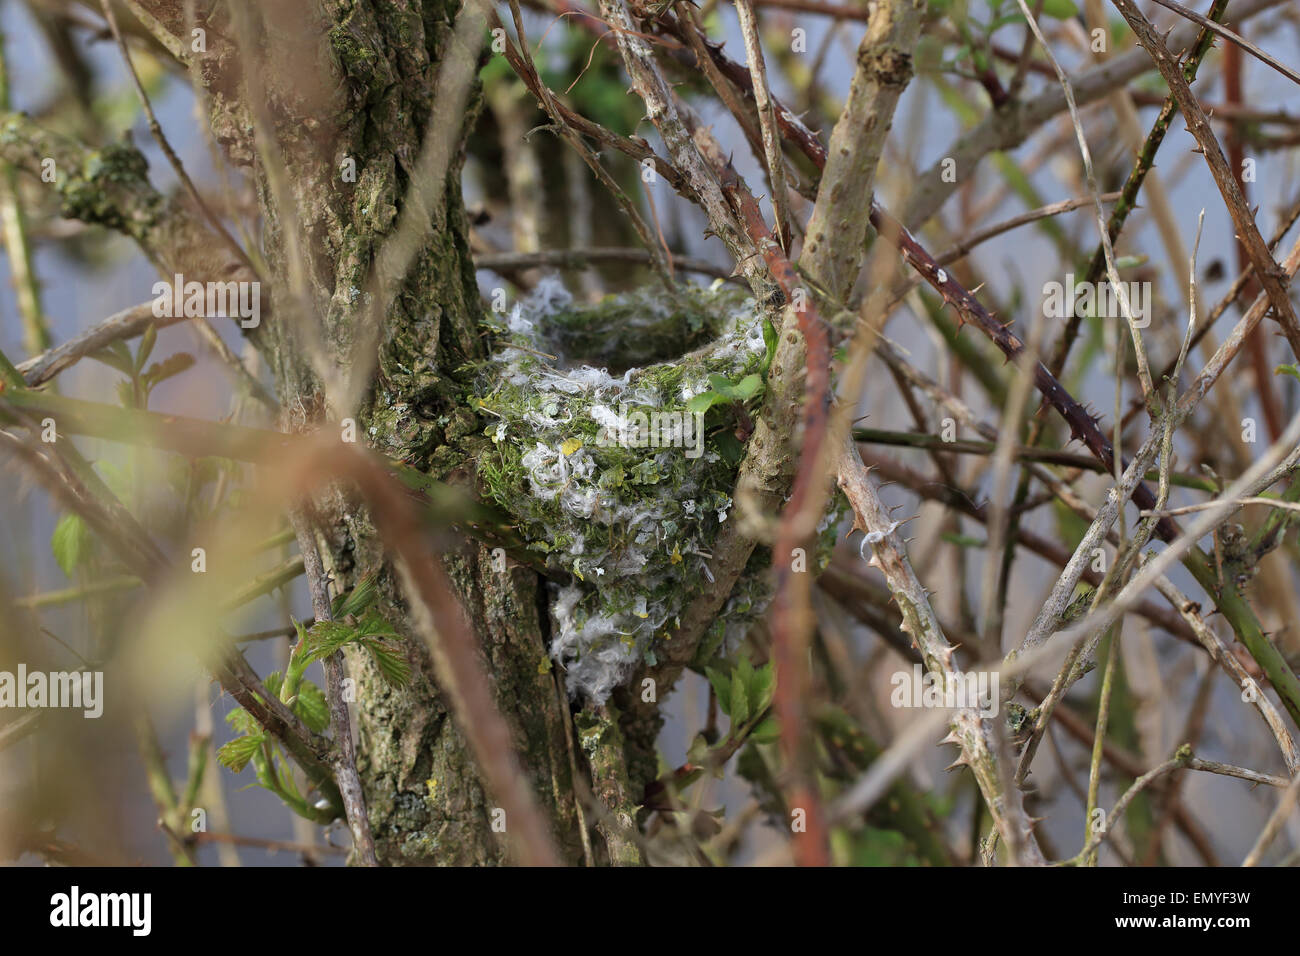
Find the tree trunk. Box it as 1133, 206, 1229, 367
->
191, 0, 598, 864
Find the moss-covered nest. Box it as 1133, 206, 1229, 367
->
473, 278, 782, 702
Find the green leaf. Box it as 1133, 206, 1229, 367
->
362, 637, 412, 687
749, 715, 780, 744
748, 661, 775, 714
333, 573, 379, 618
1277, 363, 1300, 383
293, 680, 330, 733
688, 373, 762, 415
299, 620, 356, 665
730, 374, 763, 402
686, 390, 726, 414
735, 655, 755, 695
90, 341, 135, 377
713, 431, 745, 467
685, 733, 713, 768
761, 318, 778, 374
51, 512, 91, 578
225, 707, 260, 735
135, 322, 157, 373
706, 667, 732, 717
686, 392, 717, 414
729, 671, 750, 728
217, 733, 264, 773
142, 352, 195, 390
706, 373, 735, 397
355, 608, 398, 641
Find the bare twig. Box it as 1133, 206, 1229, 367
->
96, 0, 255, 279
1155, 576, 1300, 775
1144, 0, 1300, 86
1243, 771, 1300, 865
15, 304, 162, 386
902, 0, 1287, 230
836, 439, 1045, 864
1016, 0, 1153, 402
734, 0, 793, 251
1186, 758, 1289, 790
1111, 0, 1300, 359
1070, 748, 1193, 864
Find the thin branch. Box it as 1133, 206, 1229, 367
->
836, 438, 1045, 864
1016, 0, 1154, 402
1154, 576, 1300, 775
594, 0, 763, 285
901, 0, 1287, 230
1059, 411, 1300, 714
1143, 497, 1300, 518
1243, 771, 1300, 865
734, 0, 793, 251
854, 426, 1210, 488
1144, 0, 1300, 86
16, 303, 175, 387
1060, 0, 1227, 385
489, 4, 674, 288
0, 110, 254, 286
0, 21, 51, 359
1187, 758, 1289, 789
798, 0, 925, 305
925, 191, 1121, 274
1069, 747, 1193, 864
1111, 0, 1300, 359
0, 426, 342, 808
96, 0, 255, 279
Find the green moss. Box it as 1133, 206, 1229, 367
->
534, 284, 742, 373
466, 279, 850, 700
465, 282, 773, 698
58, 142, 161, 234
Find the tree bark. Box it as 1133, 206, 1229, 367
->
179, 0, 596, 864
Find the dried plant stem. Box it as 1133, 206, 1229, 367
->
1083, 627, 1120, 865
902, 0, 1286, 230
